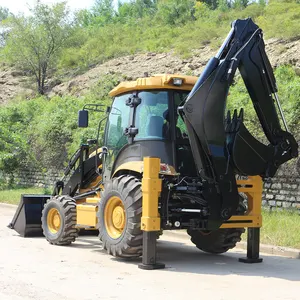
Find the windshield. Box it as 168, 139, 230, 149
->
135, 91, 169, 140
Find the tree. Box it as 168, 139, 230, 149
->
117, 0, 157, 22
156, 0, 196, 26
0, 6, 9, 22
3, 2, 74, 94
231, 0, 249, 8
201, 0, 219, 9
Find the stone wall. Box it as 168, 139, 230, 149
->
5, 161, 300, 210
261, 158, 300, 210
5, 168, 63, 189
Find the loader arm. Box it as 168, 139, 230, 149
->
180, 18, 298, 228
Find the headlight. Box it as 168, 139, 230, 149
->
173, 78, 183, 86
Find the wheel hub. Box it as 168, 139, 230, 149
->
47, 208, 61, 234
112, 206, 125, 229
104, 196, 126, 239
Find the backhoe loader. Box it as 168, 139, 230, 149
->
9, 18, 298, 269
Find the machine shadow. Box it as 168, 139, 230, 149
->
77, 235, 300, 282
65, 235, 300, 282
153, 239, 300, 282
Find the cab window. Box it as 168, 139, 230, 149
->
174, 91, 189, 138
104, 94, 130, 170
135, 91, 169, 140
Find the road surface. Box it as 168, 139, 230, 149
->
0, 204, 299, 300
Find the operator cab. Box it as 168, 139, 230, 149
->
103, 74, 198, 179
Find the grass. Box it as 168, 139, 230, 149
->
0, 187, 45, 205
242, 210, 300, 249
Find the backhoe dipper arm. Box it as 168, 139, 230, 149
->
180, 18, 298, 229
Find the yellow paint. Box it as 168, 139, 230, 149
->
104, 196, 126, 239
221, 176, 263, 229
109, 74, 197, 97
89, 147, 104, 158
86, 197, 100, 204
141, 157, 162, 231
79, 176, 103, 196
113, 161, 144, 176
113, 161, 178, 177
76, 204, 98, 227
47, 208, 62, 234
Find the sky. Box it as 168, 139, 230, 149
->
0, 0, 121, 15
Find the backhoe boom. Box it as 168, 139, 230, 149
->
180, 18, 298, 228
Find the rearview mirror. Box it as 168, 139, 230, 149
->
78, 110, 89, 128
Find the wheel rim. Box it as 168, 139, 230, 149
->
47, 208, 62, 234
104, 196, 126, 239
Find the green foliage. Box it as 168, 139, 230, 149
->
79, 0, 115, 27
117, 0, 158, 21
2, 0, 300, 75
0, 102, 35, 174
1, 0, 300, 179
0, 74, 121, 176
0, 187, 44, 203
227, 66, 300, 142
57, 0, 300, 71
3, 2, 74, 94
260, 209, 300, 248
256, 1, 300, 39
0, 6, 9, 21
156, 0, 196, 25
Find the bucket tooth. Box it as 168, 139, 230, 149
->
238, 108, 244, 121
232, 109, 238, 131
225, 110, 232, 132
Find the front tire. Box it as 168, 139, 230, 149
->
41, 195, 78, 245
97, 175, 143, 258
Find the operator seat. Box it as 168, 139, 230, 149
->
146, 115, 164, 138
163, 109, 182, 139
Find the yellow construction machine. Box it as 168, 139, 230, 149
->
9, 18, 298, 269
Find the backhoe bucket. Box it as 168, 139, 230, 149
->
8, 194, 51, 237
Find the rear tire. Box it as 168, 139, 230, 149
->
97, 175, 143, 258
187, 227, 245, 254
188, 201, 246, 254
41, 195, 78, 245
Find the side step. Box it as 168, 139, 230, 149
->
8, 194, 51, 237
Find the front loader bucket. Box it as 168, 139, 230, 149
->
8, 194, 51, 237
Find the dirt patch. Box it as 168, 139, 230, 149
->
0, 67, 35, 104
1, 37, 300, 103
50, 38, 300, 98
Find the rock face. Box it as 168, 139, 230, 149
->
1, 37, 300, 103
0, 68, 34, 104
50, 38, 300, 97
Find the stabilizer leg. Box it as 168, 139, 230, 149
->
138, 157, 165, 270
239, 227, 263, 263
139, 231, 165, 270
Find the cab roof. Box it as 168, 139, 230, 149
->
109, 74, 198, 97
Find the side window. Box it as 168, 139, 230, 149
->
135, 91, 169, 140
106, 94, 130, 149
105, 94, 130, 170
174, 92, 189, 138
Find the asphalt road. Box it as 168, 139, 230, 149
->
1, 203, 300, 300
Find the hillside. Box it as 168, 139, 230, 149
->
0, 0, 300, 187
1, 37, 300, 103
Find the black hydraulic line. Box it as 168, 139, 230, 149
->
73, 190, 98, 200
